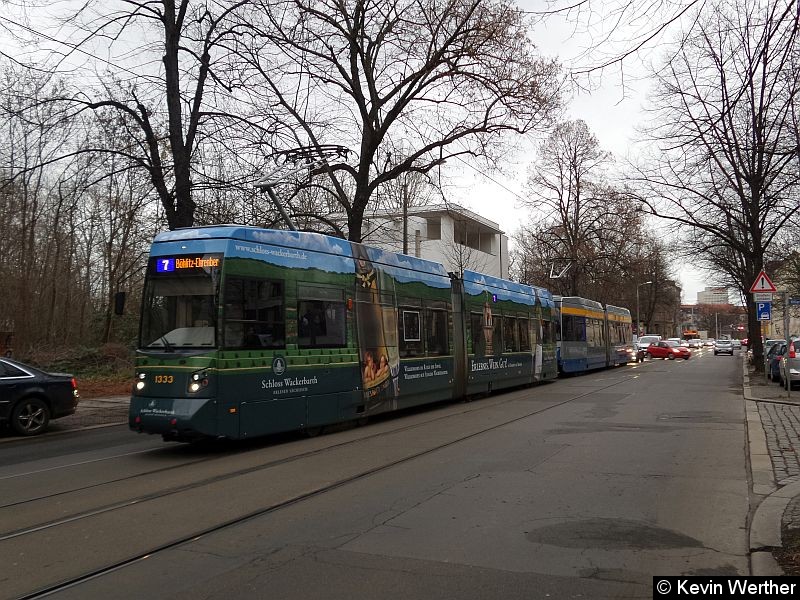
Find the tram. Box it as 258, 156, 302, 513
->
554, 296, 635, 373
130, 226, 561, 441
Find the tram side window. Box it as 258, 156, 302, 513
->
541, 319, 554, 344
592, 319, 602, 347
297, 299, 347, 349
503, 316, 518, 352
563, 315, 585, 342
223, 278, 284, 349
470, 312, 483, 354
399, 309, 424, 357
518, 318, 531, 351
492, 315, 503, 354
425, 308, 449, 356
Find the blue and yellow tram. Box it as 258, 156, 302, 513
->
130, 226, 561, 442
555, 296, 634, 374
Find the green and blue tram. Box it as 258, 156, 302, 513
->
130, 226, 560, 442
555, 296, 634, 373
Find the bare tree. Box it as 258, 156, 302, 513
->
521, 119, 632, 296
242, 0, 561, 241
6, 0, 280, 230
630, 0, 800, 367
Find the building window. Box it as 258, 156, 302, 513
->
426, 218, 441, 240
453, 220, 495, 255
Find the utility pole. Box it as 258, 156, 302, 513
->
402, 180, 408, 255
785, 290, 791, 400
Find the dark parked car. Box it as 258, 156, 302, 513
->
766, 342, 787, 382
0, 358, 79, 436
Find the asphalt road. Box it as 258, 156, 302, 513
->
0, 348, 748, 599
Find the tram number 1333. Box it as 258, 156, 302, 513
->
154, 375, 174, 384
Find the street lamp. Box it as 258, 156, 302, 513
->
636, 281, 653, 338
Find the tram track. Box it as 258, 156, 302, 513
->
8, 370, 641, 600
1, 384, 559, 538
0, 389, 526, 514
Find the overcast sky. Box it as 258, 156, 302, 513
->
451, 0, 710, 304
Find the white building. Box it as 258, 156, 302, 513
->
697, 286, 730, 305
360, 204, 509, 279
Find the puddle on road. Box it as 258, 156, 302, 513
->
526, 518, 703, 550
657, 411, 740, 424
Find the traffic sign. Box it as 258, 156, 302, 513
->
757, 302, 772, 321
750, 270, 777, 293
753, 292, 773, 302
790, 297, 800, 306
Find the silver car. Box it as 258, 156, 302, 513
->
714, 339, 734, 355
780, 339, 800, 390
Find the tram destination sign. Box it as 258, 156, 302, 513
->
151, 254, 222, 274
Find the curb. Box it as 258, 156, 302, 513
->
743, 359, 788, 575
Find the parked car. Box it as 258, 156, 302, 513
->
766, 342, 787, 382
714, 339, 734, 355
0, 358, 80, 436
780, 339, 800, 390
646, 340, 692, 360
753, 338, 784, 365
765, 339, 785, 354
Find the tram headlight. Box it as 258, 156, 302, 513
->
188, 370, 209, 393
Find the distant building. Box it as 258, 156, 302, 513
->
359, 203, 509, 278
697, 287, 730, 305
648, 279, 682, 338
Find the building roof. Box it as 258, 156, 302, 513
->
366, 203, 504, 235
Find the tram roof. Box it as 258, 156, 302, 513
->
153, 225, 450, 277
463, 270, 530, 293
606, 303, 632, 317
554, 296, 605, 310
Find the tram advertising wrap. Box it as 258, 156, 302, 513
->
130, 226, 632, 443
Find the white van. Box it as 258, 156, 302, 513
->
636, 335, 662, 352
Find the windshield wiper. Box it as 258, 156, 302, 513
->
159, 336, 175, 352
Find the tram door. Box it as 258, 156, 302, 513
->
353, 245, 400, 413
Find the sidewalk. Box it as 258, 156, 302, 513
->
743, 359, 800, 575
51, 395, 130, 431
0, 395, 129, 442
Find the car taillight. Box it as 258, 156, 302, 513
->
790, 343, 796, 359
71, 377, 77, 389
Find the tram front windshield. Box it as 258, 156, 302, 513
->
140, 274, 217, 350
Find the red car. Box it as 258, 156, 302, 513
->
646, 340, 691, 360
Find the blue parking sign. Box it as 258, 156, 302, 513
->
757, 302, 771, 321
